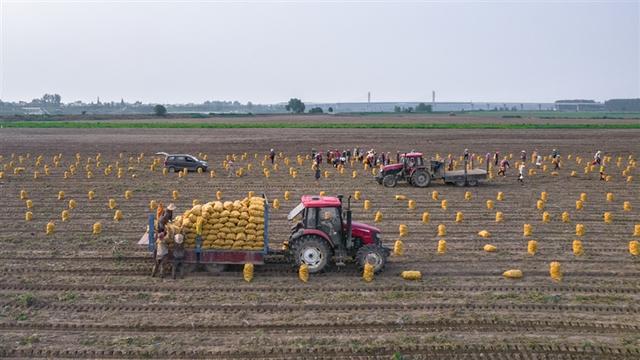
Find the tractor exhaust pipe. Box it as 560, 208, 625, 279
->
346, 195, 352, 247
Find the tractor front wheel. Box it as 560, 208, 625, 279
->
411, 171, 431, 187
356, 245, 387, 273
382, 174, 397, 188
290, 236, 332, 274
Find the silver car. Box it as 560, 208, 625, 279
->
156, 152, 208, 172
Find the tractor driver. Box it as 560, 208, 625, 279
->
320, 209, 341, 245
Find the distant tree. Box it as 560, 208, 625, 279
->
328, 107, 333, 113
153, 104, 167, 116
285, 98, 305, 113
309, 107, 323, 114
404, 107, 414, 113
394, 105, 401, 112
415, 103, 432, 113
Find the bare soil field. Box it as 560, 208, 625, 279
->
1, 127, 639, 359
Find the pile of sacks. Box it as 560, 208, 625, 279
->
173, 196, 265, 250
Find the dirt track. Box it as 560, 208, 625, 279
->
1, 127, 639, 359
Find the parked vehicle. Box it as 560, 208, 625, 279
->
155, 152, 208, 172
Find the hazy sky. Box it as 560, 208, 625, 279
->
1, 0, 639, 104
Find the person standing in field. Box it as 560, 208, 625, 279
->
599, 164, 606, 181
269, 149, 276, 164
172, 233, 185, 279
535, 154, 543, 168
227, 160, 234, 177
485, 152, 491, 172
498, 157, 510, 176
314, 164, 321, 183
518, 163, 525, 184
593, 150, 602, 165
520, 150, 527, 163
493, 151, 500, 166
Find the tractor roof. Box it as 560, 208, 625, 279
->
403, 152, 423, 158
300, 195, 341, 208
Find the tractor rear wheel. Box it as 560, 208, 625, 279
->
290, 236, 332, 274
356, 245, 387, 273
382, 174, 397, 188
411, 170, 431, 187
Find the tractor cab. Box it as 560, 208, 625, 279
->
286, 195, 389, 274
401, 152, 424, 174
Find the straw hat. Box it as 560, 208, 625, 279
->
166, 203, 176, 211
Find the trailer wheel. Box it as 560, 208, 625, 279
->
290, 235, 332, 273
455, 179, 466, 187
356, 245, 386, 273
468, 178, 479, 187
411, 171, 431, 187
382, 174, 397, 188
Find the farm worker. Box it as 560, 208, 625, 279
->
386, 152, 391, 165
157, 203, 175, 235
151, 231, 170, 278
321, 209, 345, 265
396, 151, 400, 164
535, 155, 543, 168
326, 150, 331, 164
599, 165, 606, 181
518, 163, 525, 184
172, 233, 185, 279
447, 154, 454, 171
311, 148, 317, 159
227, 160, 234, 177
498, 157, 510, 176
493, 151, 500, 166
314, 165, 321, 182
593, 150, 602, 165
380, 152, 386, 166
531, 149, 538, 163
552, 156, 561, 170
463, 149, 470, 170
485, 153, 491, 172
269, 149, 276, 164
315, 152, 322, 165
520, 150, 527, 163
551, 149, 559, 159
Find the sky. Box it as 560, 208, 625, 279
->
1, 0, 639, 104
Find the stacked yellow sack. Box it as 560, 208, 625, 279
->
175, 196, 266, 251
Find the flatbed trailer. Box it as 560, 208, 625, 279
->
144, 199, 271, 267
441, 168, 488, 187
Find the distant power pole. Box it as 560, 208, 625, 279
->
367, 92, 371, 112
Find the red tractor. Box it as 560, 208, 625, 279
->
375, 152, 433, 187
376, 152, 487, 187
286, 195, 390, 273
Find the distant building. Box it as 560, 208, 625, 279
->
554, 100, 605, 111
22, 107, 46, 115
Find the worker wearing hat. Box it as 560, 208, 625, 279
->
269, 149, 276, 164
172, 233, 186, 279
157, 203, 175, 234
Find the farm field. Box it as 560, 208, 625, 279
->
1, 126, 639, 359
